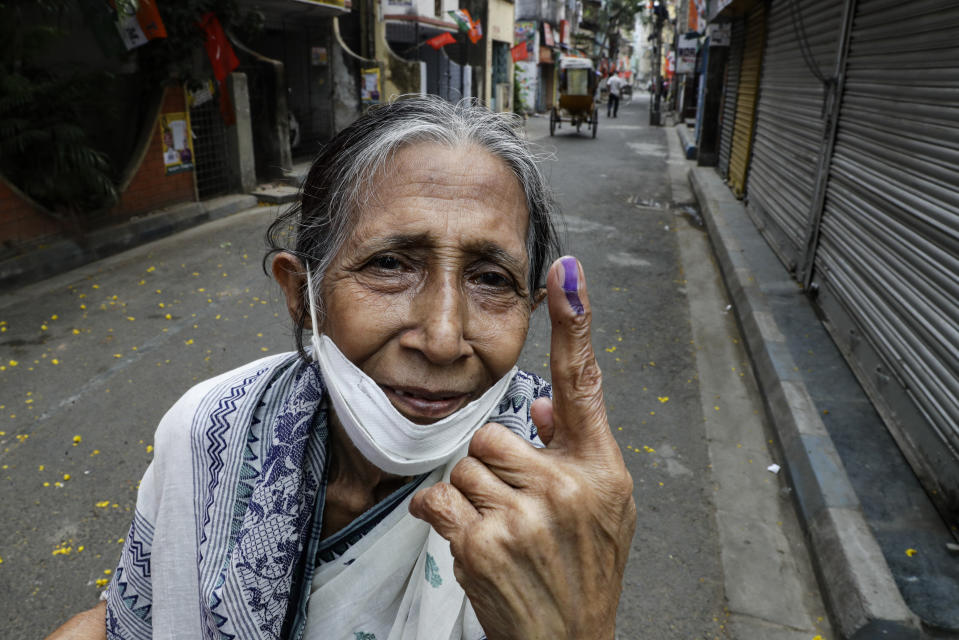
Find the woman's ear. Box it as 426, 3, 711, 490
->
272, 252, 310, 329
531, 287, 548, 311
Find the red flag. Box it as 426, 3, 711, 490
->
426, 32, 456, 50
511, 42, 528, 62
198, 13, 239, 85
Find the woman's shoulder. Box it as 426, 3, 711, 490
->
153, 352, 302, 448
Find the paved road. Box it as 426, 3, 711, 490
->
2, 96, 828, 638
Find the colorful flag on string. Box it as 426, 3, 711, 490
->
113, 0, 167, 50
511, 42, 528, 62
448, 8, 472, 32
426, 32, 457, 50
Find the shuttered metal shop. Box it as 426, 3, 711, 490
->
745, 0, 843, 272
728, 2, 766, 198
718, 18, 745, 180
812, 0, 959, 517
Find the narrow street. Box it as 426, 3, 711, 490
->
2, 95, 829, 638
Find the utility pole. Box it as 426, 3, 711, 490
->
649, 2, 666, 125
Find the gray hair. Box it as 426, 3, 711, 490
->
265, 95, 562, 357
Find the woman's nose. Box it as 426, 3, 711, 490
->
400, 272, 472, 365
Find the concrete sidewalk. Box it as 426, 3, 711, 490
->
0, 194, 260, 291
681, 126, 959, 639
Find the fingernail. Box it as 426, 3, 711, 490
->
560, 256, 585, 315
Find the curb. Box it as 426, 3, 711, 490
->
0, 193, 258, 291
676, 124, 698, 160
686, 164, 921, 639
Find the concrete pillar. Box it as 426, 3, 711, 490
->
225, 72, 257, 192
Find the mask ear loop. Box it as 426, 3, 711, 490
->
304, 262, 322, 354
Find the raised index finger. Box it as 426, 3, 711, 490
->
546, 256, 611, 450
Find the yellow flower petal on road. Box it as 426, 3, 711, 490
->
146, 445, 153, 453
52, 359, 60, 365
51, 314, 58, 320
63, 473, 71, 481
146, 266, 156, 273
658, 396, 669, 403
126, 317, 135, 322
605, 346, 617, 353
906, 548, 917, 557
643, 445, 656, 453
73, 435, 81, 445
8, 360, 17, 366
95, 501, 109, 508
185, 339, 194, 345
113, 354, 122, 358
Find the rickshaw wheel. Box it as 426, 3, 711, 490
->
550, 108, 557, 136
592, 108, 598, 138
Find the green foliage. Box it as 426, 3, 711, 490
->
0, 0, 118, 213
140, 0, 263, 89
602, 0, 646, 59
513, 64, 526, 115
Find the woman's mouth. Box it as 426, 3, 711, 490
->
381, 385, 471, 422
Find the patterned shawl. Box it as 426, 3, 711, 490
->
103, 353, 550, 640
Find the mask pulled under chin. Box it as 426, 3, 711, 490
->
304, 266, 516, 476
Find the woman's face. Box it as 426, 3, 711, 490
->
321, 142, 533, 424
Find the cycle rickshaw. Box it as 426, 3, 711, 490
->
550, 57, 599, 138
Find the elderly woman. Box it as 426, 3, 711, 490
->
48, 97, 636, 640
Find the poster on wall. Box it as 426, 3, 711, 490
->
361, 68, 381, 104
159, 112, 194, 175
677, 34, 698, 74
311, 47, 328, 65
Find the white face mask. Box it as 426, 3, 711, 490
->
305, 266, 517, 476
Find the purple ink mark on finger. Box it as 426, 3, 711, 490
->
561, 256, 585, 315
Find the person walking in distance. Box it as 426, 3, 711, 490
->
606, 73, 625, 118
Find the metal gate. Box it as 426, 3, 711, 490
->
420, 46, 471, 102
812, 0, 959, 518
727, 2, 766, 197
718, 18, 745, 180
745, 0, 843, 272
189, 97, 229, 200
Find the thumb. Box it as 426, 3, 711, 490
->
546, 256, 610, 450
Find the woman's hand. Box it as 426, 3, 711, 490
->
410, 256, 637, 640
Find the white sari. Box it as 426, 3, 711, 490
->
104, 353, 549, 640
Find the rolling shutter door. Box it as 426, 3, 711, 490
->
718, 18, 745, 180
745, 0, 843, 271
727, 2, 766, 197
812, 0, 959, 517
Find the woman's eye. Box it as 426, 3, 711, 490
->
369, 255, 401, 270
476, 271, 511, 288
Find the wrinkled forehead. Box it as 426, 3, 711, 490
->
352, 141, 531, 243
